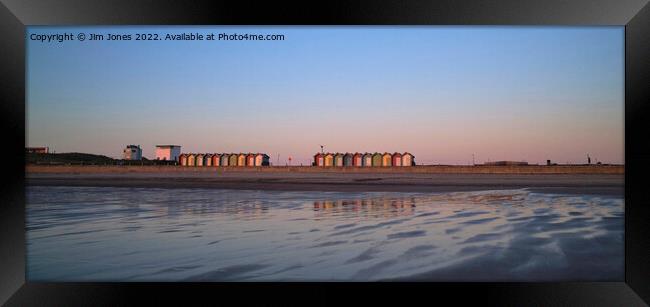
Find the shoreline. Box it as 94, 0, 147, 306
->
26, 164, 625, 174
26, 172, 625, 196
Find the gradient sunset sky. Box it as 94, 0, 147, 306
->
27, 26, 624, 165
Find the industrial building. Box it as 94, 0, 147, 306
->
180, 153, 270, 167
155, 145, 181, 161
122, 145, 142, 160
314, 152, 415, 167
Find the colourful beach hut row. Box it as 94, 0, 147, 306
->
313, 152, 415, 167
179, 153, 270, 167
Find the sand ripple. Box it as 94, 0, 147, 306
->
26, 186, 623, 281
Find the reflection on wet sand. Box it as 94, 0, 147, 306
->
26, 186, 623, 282
313, 197, 416, 218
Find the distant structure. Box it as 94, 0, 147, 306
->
314, 152, 415, 167
353, 153, 363, 166
382, 152, 392, 166
196, 153, 205, 166
155, 145, 181, 161
314, 153, 324, 166
402, 153, 414, 166
26, 147, 49, 154
392, 152, 403, 166
324, 153, 334, 166
122, 145, 142, 160
180, 153, 269, 167
484, 161, 528, 166
362, 153, 373, 166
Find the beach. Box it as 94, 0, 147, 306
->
25, 165, 625, 281
26, 185, 624, 281
26, 165, 624, 196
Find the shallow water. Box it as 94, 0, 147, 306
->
26, 186, 624, 281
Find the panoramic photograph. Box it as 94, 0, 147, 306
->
25, 26, 624, 281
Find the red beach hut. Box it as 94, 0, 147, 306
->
353, 153, 363, 166
392, 152, 403, 166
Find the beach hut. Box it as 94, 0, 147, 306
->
382, 153, 392, 167
229, 154, 238, 166
221, 154, 230, 166
334, 153, 344, 167
246, 153, 255, 166
324, 153, 334, 166
392, 152, 403, 167
372, 153, 382, 167
196, 154, 205, 167
212, 154, 221, 166
179, 154, 188, 166
353, 153, 363, 166
237, 154, 246, 166
402, 152, 414, 166
343, 153, 353, 167
255, 153, 270, 166
187, 153, 196, 166
205, 154, 213, 166
314, 153, 324, 167
362, 153, 373, 167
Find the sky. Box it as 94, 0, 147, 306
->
26, 26, 624, 165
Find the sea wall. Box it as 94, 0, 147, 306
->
26, 164, 624, 174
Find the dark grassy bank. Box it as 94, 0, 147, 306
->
26, 153, 177, 166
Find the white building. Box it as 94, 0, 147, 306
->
155, 145, 181, 161
123, 145, 142, 160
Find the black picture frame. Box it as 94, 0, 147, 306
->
1, 0, 649, 305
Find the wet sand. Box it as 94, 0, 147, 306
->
26, 172, 624, 196
26, 186, 624, 281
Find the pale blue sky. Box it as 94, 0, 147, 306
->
27, 26, 624, 165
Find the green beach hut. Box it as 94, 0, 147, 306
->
372, 153, 382, 167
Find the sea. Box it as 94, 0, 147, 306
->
26, 186, 624, 281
